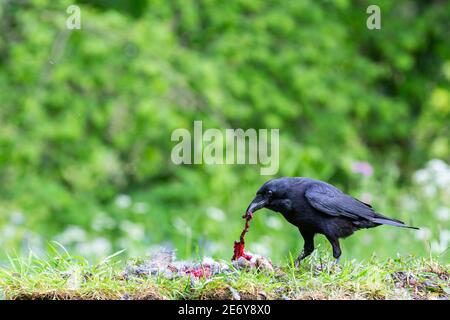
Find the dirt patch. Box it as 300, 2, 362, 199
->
199, 285, 270, 300
200, 287, 234, 300
240, 290, 269, 300
11, 287, 166, 300
11, 290, 83, 300
9, 289, 120, 300
422, 263, 449, 278
391, 270, 449, 300
124, 286, 166, 300
294, 292, 328, 300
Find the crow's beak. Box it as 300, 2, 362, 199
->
245, 195, 268, 217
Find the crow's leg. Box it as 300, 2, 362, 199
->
294, 229, 315, 267
326, 236, 341, 264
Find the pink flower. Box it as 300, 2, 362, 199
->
351, 161, 374, 177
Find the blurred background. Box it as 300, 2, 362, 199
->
0, 0, 449, 264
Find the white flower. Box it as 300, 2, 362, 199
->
265, 216, 282, 229
401, 196, 419, 212
92, 214, 116, 231
423, 185, 437, 197
2, 225, 17, 239
172, 217, 191, 235
415, 227, 431, 241
55, 225, 87, 244
414, 160, 450, 191
206, 207, 225, 221
435, 207, 450, 221
430, 230, 449, 254
115, 194, 132, 208
120, 220, 145, 240
76, 237, 111, 257
431, 241, 446, 254
10, 211, 25, 225
133, 202, 149, 214
435, 170, 450, 188
413, 169, 428, 184
440, 230, 450, 244
427, 159, 448, 174
23, 232, 44, 255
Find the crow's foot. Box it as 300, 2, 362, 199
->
294, 257, 304, 268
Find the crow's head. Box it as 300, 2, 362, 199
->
245, 178, 296, 217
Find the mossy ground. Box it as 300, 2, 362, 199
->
0, 247, 448, 300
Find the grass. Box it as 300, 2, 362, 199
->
0, 245, 448, 300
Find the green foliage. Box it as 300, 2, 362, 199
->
0, 0, 449, 262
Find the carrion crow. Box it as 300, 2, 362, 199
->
245, 177, 419, 266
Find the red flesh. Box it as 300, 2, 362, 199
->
231, 212, 253, 261
183, 265, 211, 278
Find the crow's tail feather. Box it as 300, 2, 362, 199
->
372, 217, 419, 230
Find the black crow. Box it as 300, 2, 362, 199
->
245, 177, 418, 266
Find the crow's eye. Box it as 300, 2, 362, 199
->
267, 190, 273, 197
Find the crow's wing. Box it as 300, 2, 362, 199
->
304, 182, 417, 229
304, 183, 377, 221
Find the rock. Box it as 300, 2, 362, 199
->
228, 286, 241, 300
121, 293, 130, 300
255, 256, 273, 271
236, 256, 251, 269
